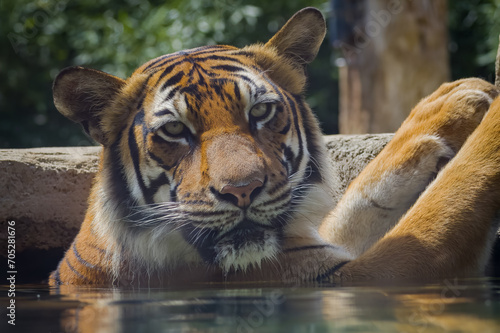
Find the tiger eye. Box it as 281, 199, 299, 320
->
164, 121, 185, 136
250, 103, 269, 118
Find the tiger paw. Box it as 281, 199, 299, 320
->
373, 78, 499, 186
320, 79, 499, 257
399, 78, 498, 154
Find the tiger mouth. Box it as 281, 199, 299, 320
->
215, 226, 273, 252
187, 219, 281, 272
214, 219, 276, 244
213, 226, 281, 272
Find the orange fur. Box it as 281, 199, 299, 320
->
335, 96, 500, 280
50, 8, 500, 286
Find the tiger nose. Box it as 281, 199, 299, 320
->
220, 180, 264, 208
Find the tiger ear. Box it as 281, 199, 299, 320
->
53, 66, 126, 145
265, 7, 326, 67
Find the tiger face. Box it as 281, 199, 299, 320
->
53, 8, 333, 276
128, 47, 318, 271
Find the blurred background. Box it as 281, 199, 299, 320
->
1, 0, 499, 148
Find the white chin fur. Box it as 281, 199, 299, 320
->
214, 229, 279, 273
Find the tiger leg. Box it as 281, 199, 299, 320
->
333, 95, 500, 280
319, 78, 498, 258
49, 214, 113, 286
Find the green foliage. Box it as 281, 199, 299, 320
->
1, 0, 499, 147
449, 0, 500, 81
0, 0, 335, 148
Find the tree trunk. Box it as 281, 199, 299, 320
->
332, 0, 449, 134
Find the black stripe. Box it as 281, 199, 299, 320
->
184, 88, 202, 115
233, 82, 241, 101
260, 187, 291, 207
257, 72, 296, 154
189, 45, 235, 55
193, 65, 208, 86
316, 261, 350, 282
282, 144, 294, 176
279, 117, 292, 135
88, 242, 108, 255
207, 76, 257, 94
148, 149, 174, 171
224, 86, 234, 102
128, 112, 151, 204
140, 109, 150, 143
232, 73, 259, 87
152, 51, 187, 75
212, 64, 243, 73
284, 244, 338, 253
154, 108, 175, 117
64, 258, 89, 282
170, 180, 180, 202
145, 45, 234, 72
185, 210, 233, 217
254, 86, 267, 98
181, 84, 202, 96
198, 54, 244, 64
165, 86, 180, 101
161, 71, 185, 91
231, 50, 256, 58
107, 139, 134, 218
135, 140, 168, 203
304, 161, 321, 184
257, 70, 285, 101
136, 95, 146, 111
154, 52, 243, 82
186, 60, 199, 82
371, 199, 394, 211
212, 83, 224, 101
72, 243, 96, 269
147, 173, 170, 199
285, 94, 304, 176
158, 61, 187, 86
52, 262, 62, 285
181, 224, 219, 263
278, 157, 289, 173
180, 199, 214, 206
133, 74, 152, 116
266, 179, 287, 197
143, 53, 180, 72
297, 100, 323, 184
256, 73, 302, 175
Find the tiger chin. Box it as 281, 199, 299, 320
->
50, 7, 500, 286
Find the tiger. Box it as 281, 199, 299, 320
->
49, 7, 500, 286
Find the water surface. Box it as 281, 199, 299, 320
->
2, 278, 499, 332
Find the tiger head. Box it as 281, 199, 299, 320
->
53, 8, 335, 275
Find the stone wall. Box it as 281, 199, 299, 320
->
0, 147, 101, 282
1, 134, 498, 282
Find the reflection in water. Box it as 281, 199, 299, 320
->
2, 278, 499, 332
59, 288, 123, 333
393, 281, 500, 333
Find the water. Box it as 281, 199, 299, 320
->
1, 278, 499, 333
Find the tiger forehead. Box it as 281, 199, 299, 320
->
151, 50, 263, 95
144, 51, 276, 128
139, 45, 254, 75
